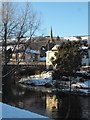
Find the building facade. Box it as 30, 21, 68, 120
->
25, 47, 40, 64
82, 51, 90, 67
46, 45, 60, 69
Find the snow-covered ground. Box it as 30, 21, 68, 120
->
76, 70, 90, 76
70, 80, 90, 94
0, 102, 49, 119
71, 81, 89, 88
19, 71, 54, 86
19, 71, 90, 95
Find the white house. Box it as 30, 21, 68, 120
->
82, 38, 90, 67
87, 37, 90, 46
82, 55, 90, 66
46, 45, 60, 69
46, 44, 90, 70
80, 46, 90, 67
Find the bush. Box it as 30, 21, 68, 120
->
35, 70, 42, 75
52, 70, 60, 80
54, 82, 60, 88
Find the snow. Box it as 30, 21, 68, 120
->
25, 48, 39, 54
65, 80, 90, 94
0, 103, 2, 120
84, 80, 90, 87
64, 36, 79, 41
76, 70, 88, 74
71, 82, 87, 88
39, 57, 46, 61
76, 70, 90, 76
42, 47, 46, 50
19, 71, 90, 95
0, 102, 48, 118
52, 44, 60, 51
79, 46, 88, 50
19, 71, 53, 86
24, 78, 52, 86
79, 89, 89, 94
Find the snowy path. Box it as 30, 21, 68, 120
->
0, 102, 49, 119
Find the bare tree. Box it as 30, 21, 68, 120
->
1, 2, 41, 65
1, 2, 18, 65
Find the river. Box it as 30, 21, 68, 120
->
2, 81, 90, 120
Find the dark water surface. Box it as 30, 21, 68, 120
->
2, 83, 90, 120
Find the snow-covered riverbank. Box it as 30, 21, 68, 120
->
0, 102, 49, 119
19, 71, 90, 95
19, 71, 54, 86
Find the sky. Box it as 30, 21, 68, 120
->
31, 2, 88, 37
9, 1, 88, 37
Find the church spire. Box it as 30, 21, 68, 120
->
46, 27, 55, 50
50, 27, 53, 42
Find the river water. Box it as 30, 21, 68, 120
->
2, 82, 90, 120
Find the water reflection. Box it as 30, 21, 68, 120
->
3, 83, 63, 119
46, 95, 59, 112
2, 83, 90, 120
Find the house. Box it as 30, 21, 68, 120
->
87, 38, 90, 46
11, 47, 25, 63
10, 47, 40, 64
77, 45, 90, 71
46, 44, 60, 69
46, 43, 90, 70
81, 47, 90, 67
25, 47, 40, 64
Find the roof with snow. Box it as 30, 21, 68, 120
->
25, 48, 40, 54
79, 46, 88, 50
51, 44, 60, 51
39, 57, 46, 61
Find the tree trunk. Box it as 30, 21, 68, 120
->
4, 23, 7, 65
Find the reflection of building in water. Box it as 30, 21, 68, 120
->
46, 95, 58, 111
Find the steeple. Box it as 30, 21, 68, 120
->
50, 27, 53, 42
46, 27, 55, 50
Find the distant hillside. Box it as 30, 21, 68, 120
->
2, 35, 89, 50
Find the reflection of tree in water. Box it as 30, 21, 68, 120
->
3, 81, 28, 105
55, 95, 82, 120
55, 95, 69, 119
68, 96, 82, 119
79, 97, 89, 119
3, 81, 86, 120
3, 83, 47, 114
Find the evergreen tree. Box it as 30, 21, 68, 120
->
52, 41, 82, 76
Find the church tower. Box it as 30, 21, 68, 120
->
50, 27, 53, 42
50, 27, 55, 43
46, 27, 55, 50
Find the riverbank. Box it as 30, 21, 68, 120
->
18, 71, 90, 96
